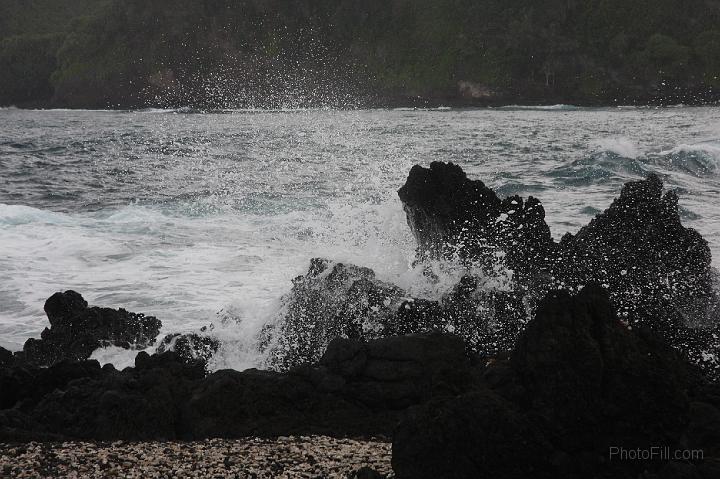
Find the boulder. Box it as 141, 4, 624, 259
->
261, 259, 406, 370
555, 174, 718, 330
0, 359, 104, 410
511, 284, 695, 453
17, 291, 162, 366
397, 162, 556, 280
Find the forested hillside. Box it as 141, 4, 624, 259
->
1, 0, 720, 108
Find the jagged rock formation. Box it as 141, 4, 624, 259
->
391, 285, 718, 479
399, 163, 718, 327
555, 174, 717, 322
15, 291, 161, 366
397, 162, 556, 283
262, 259, 530, 370
260, 258, 406, 370
264, 163, 719, 377
3, 162, 720, 479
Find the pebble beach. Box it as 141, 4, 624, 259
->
0, 436, 392, 478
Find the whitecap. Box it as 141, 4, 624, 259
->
591, 137, 642, 159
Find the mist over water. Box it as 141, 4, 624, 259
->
1, 106, 719, 368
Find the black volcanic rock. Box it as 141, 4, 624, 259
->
186, 332, 471, 439
0, 347, 12, 367
261, 259, 406, 370
319, 333, 471, 409
1, 333, 470, 441
397, 162, 556, 281
0, 409, 63, 442
44, 290, 88, 325
29, 351, 205, 441
511, 284, 694, 453
397, 163, 720, 376
392, 390, 554, 479
18, 291, 162, 366
555, 174, 717, 327
0, 359, 105, 411
264, 258, 534, 369
553, 174, 720, 379
392, 286, 709, 479
157, 333, 220, 369
384, 279, 530, 358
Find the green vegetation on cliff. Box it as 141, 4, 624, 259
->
1, 0, 719, 108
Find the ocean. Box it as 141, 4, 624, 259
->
1, 105, 719, 369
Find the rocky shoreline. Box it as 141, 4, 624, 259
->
2, 162, 720, 478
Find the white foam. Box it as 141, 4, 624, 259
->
0, 195, 419, 369
498, 104, 581, 111
90, 345, 154, 370
3, 106, 720, 372
591, 137, 641, 159
0, 203, 72, 226
660, 141, 720, 163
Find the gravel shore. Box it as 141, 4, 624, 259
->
0, 436, 392, 478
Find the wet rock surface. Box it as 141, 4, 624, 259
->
263, 257, 532, 368
15, 291, 161, 367
556, 174, 718, 316
261, 258, 406, 370
267, 164, 720, 377
157, 332, 220, 369
397, 161, 556, 279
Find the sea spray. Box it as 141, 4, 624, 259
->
2, 107, 720, 371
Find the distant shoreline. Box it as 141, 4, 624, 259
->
2, 98, 719, 112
